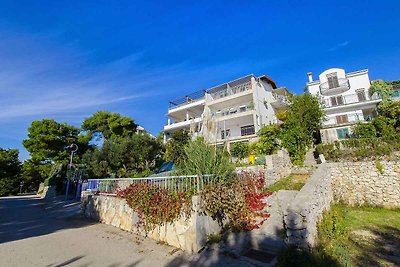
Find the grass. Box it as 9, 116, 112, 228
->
278, 204, 400, 267
264, 174, 309, 193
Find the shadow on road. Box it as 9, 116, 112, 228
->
0, 195, 96, 244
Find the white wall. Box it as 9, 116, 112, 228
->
254, 79, 280, 130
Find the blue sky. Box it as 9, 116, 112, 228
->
0, 0, 399, 160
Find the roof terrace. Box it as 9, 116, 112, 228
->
168, 74, 276, 110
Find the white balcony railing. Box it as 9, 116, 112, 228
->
209, 82, 252, 101
213, 102, 254, 118
324, 113, 371, 127
321, 92, 381, 108
320, 78, 350, 96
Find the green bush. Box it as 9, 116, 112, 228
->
352, 123, 376, 139
280, 123, 309, 165
316, 137, 399, 161
230, 142, 249, 160
255, 125, 280, 155
177, 138, 235, 182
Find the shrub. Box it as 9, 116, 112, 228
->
372, 115, 398, 139
230, 142, 249, 160
377, 100, 400, 128
352, 123, 376, 139
177, 138, 235, 182
255, 125, 280, 155
316, 137, 399, 161
117, 183, 192, 232
200, 172, 271, 231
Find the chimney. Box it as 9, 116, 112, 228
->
307, 72, 313, 82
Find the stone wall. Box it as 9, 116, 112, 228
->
265, 149, 293, 185
330, 160, 400, 208
236, 149, 293, 185
81, 193, 221, 253
284, 163, 333, 249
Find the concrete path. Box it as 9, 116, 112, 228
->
0, 195, 251, 267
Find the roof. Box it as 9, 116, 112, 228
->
258, 75, 277, 89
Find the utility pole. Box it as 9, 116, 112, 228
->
65, 143, 78, 201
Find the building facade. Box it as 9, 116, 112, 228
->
164, 74, 288, 146
306, 68, 381, 143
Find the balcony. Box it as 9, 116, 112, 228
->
321, 92, 381, 109
213, 102, 254, 120
169, 90, 205, 110
319, 78, 350, 96
271, 93, 288, 108
323, 113, 371, 128
164, 117, 202, 131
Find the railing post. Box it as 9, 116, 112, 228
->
196, 175, 200, 193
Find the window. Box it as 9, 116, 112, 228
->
327, 73, 339, 89
221, 129, 230, 139
337, 128, 350, 139
336, 115, 348, 124
356, 89, 366, 102
240, 125, 255, 136
330, 95, 344, 106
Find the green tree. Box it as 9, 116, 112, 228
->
0, 148, 21, 196
280, 94, 325, 165
83, 134, 162, 178
21, 159, 52, 192
23, 119, 89, 164
164, 129, 190, 164
370, 80, 393, 101
22, 119, 90, 186
82, 111, 137, 141
280, 122, 310, 165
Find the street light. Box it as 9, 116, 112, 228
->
65, 143, 78, 201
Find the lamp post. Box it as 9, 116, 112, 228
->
65, 143, 78, 201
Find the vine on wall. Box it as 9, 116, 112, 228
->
117, 172, 271, 233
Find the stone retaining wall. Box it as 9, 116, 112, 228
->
81, 193, 220, 253
284, 163, 333, 249
236, 149, 293, 185
283, 159, 400, 250
330, 160, 400, 208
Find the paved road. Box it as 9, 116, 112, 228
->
0, 195, 251, 267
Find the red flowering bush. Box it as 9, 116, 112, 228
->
117, 183, 192, 231
200, 172, 271, 231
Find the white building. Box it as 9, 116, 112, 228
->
164, 74, 288, 146
306, 68, 381, 143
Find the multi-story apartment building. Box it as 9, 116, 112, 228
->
164, 74, 288, 146
306, 68, 384, 143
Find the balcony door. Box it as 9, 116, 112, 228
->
327, 73, 339, 89
336, 115, 348, 124
357, 89, 366, 102
330, 95, 344, 106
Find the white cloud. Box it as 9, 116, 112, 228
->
328, 41, 350, 52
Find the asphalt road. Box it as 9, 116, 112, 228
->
0, 195, 251, 267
